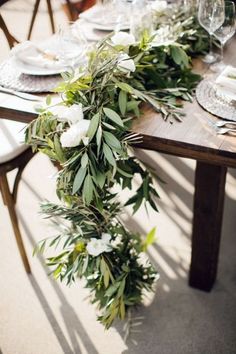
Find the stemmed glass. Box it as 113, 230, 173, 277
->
213, 1, 236, 71
198, 0, 225, 64
57, 22, 88, 71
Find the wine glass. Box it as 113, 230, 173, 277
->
198, 0, 225, 64
113, 0, 132, 32
130, 0, 154, 40
212, 1, 236, 71
57, 22, 88, 71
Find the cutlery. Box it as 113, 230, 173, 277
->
0, 86, 42, 101
35, 46, 59, 62
215, 120, 236, 128
216, 127, 236, 135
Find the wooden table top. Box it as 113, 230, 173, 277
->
133, 43, 236, 168
1, 36, 236, 168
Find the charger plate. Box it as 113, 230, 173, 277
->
196, 78, 236, 121
0, 59, 62, 93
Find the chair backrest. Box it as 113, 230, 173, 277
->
0, 0, 18, 49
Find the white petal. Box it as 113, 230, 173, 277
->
101, 233, 111, 243
50, 105, 69, 121
86, 239, 104, 256
50, 103, 84, 124
64, 104, 84, 124
111, 32, 136, 46
118, 58, 136, 72
60, 120, 90, 148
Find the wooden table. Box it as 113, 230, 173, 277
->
1, 47, 236, 293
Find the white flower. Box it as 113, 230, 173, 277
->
86, 233, 113, 257
118, 54, 136, 73
111, 32, 136, 47
50, 103, 84, 124
137, 252, 151, 268
111, 235, 122, 248
151, 0, 167, 12
60, 119, 90, 147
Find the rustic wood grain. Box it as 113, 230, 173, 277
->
189, 162, 227, 291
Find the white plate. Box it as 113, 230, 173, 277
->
12, 56, 66, 76
11, 37, 86, 76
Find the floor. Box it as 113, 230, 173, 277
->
0, 1, 236, 354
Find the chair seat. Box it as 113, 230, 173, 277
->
0, 119, 29, 164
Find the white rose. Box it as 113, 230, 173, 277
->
86, 233, 112, 257
50, 103, 84, 124
118, 54, 136, 73
60, 119, 90, 148
151, 0, 167, 12
111, 32, 136, 47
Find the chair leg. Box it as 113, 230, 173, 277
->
0, 174, 31, 274
27, 0, 41, 40
46, 0, 55, 34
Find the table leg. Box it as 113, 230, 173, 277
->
189, 161, 227, 291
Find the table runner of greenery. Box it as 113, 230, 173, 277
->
25, 7, 209, 329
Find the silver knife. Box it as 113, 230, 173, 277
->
0, 86, 42, 101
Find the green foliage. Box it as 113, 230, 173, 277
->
25, 8, 207, 329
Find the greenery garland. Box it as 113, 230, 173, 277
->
25, 7, 208, 329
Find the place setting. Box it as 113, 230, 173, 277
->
0, 21, 89, 94
195, 0, 236, 133
79, 0, 131, 32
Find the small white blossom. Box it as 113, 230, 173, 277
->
86, 233, 113, 257
151, 26, 174, 47
50, 103, 84, 124
87, 271, 100, 280
118, 54, 136, 73
137, 252, 151, 268
111, 235, 122, 248
111, 32, 136, 47
60, 119, 90, 148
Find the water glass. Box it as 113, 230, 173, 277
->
213, 1, 236, 70
130, 0, 154, 40
198, 0, 225, 63
57, 22, 88, 70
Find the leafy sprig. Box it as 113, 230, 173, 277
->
25, 8, 208, 329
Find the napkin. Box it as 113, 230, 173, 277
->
11, 41, 64, 70
215, 66, 236, 101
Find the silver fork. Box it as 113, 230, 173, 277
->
215, 120, 236, 128
216, 127, 236, 135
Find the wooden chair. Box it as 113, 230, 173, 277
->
27, 0, 55, 40
0, 12, 18, 48
0, 0, 55, 42
0, 119, 33, 273
0, 5, 34, 274
28, 0, 96, 34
